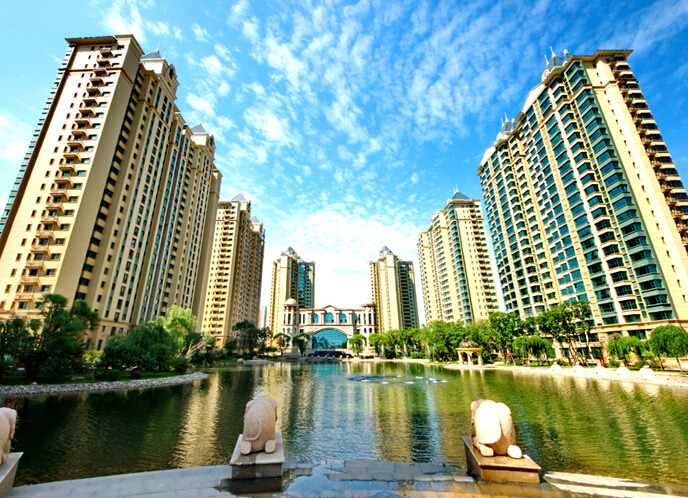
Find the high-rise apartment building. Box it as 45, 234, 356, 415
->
268, 247, 315, 334
418, 192, 499, 324
369, 247, 420, 332
478, 50, 688, 342
0, 35, 221, 349
200, 194, 265, 346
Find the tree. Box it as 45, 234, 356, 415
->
158, 305, 199, 352
256, 327, 273, 354
368, 333, 383, 355
487, 312, 520, 363
348, 334, 365, 356
0, 316, 31, 379
233, 320, 260, 353
20, 294, 99, 382
607, 336, 643, 366
292, 333, 310, 356
648, 325, 688, 371
273, 333, 291, 355
100, 321, 176, 373
537, 302, 590, 365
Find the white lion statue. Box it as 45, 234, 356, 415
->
0, 408, 17, 465
471, 399, 522, 459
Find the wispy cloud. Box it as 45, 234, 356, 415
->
191, 22, 210, 42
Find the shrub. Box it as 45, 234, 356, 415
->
130, 369, 143, 380
171, 356, 189, 374
37, 357, 73, 383
94, 368, 107, 380
105, 369, 121, 382
608, 359, 621, 368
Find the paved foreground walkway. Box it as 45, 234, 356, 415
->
7, 460, 688, 498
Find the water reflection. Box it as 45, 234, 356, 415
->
5, 362, 688, 486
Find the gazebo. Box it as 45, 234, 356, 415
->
456, 340, 483, 366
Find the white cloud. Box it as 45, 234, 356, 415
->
192, 22, 210, 42
148, 21, 170, 37
186, 93, 215, 117
411, 172, 420, 184
173, 27, 183, 40
103, 0, 146, 43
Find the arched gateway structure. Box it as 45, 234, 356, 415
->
281, 300, 377, 350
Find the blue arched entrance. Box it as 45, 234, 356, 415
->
312, 329, 348, 349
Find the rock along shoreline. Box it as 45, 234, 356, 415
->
0, 372, 210, 398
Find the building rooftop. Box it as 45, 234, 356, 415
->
232, 192, 248, 202
142, 50, 163, 60
190, 123, 207, 134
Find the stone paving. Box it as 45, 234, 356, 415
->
6, 460, 688, 498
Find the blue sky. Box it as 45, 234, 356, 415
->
1, 0, 688, 322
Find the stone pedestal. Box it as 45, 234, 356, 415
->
230, 433, 284, 479
0, 453, 22, 497
463, 436, 540, 484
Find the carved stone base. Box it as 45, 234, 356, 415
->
0, 453, 22, 498
230, 433, 284, 480
463, 436, 540, 484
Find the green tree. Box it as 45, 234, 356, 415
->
100, 321, 176, 373
0, 316, 31, 379
537, 302, 590, 365
348, 334, 365, 356
233, 320, 259, 353
158, 305, 198, 352
607, 335, 643, 366
487, 312, 521, 363
648, 325, 688, 371
21, 294, 99, 382
273, 333, 291, 355
292, 333, 310, 356
256, 327, 273, 354
368, 333, 383, 355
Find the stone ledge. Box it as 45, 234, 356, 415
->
0, 373, 209, 397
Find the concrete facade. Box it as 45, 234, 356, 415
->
478, 49, 688, 347
369, 247, 420, 333
0, 35, 221, 350
418, 193, 499, 325
200, 194, 265, 347
268, 247, 314, 334
281, 301, 377, 347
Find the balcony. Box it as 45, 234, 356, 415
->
83, 96, 98, 105
41, 214, 58, 224
25, 260, 45, 270
93, 66, 107, 75
99, 47, 113, 56
35, 230, 55, 239
50, 187, 68, 198
20, 276, 40, 286
54, 177, 73, 188
58, 163, 77, 174
67, 138, 84, 148
71, 128, 87, 137
86, 86, 102, 95
96, 59, 110, 67
45, 201, 65, 212
15, 293, 35, 301
63, 150, 81, 161
30, 244, 51, 254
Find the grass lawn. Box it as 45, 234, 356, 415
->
0, 370, 181, 386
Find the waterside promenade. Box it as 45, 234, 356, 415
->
6, 459, 688, 498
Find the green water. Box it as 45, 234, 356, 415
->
5, 362, 688, 485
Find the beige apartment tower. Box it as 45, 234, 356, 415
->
0, 35, 221, 350
200, 194, 265, 347
369, 247, 420, 332
268, 247, 315, 334
418, 193, 499, 324
478, 50, 688, 347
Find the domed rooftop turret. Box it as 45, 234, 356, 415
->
459, 339, 479, 348
284, 298, 298, 307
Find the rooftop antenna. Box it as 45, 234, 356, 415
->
156, 43, 160, 52
544, 54, 549, 65
454, 185, 458, 194
550, 46, 556, 58
504, 112, 509, 123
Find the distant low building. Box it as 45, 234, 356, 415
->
281, 301, 376, 349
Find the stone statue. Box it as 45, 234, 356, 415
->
0, 408, 17, 466
550, 363, 562, 373
594, 365, 607, 375
617, 366, 630, 378
640, 365, 655, 379
241, 397, 278, 455
572, 365, 583, 375
471, 399, 522, 459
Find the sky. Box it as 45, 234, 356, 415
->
1, 0, 688, 324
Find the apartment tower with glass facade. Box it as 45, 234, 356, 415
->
200, 194, 265, 347
418, 192, 499, 325
268, 247, 315, 334
369, 247, 420, 333
0, 35, 221, 350
478, 49, 688, 343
